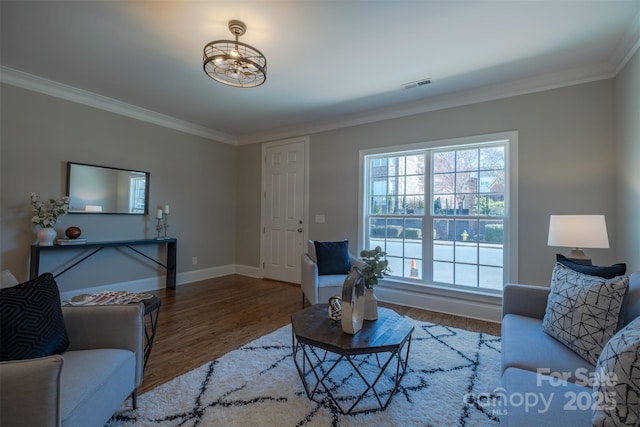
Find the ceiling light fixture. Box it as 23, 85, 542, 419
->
203, 20, 267, 88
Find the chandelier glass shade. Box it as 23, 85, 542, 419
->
203, 20, 267, 88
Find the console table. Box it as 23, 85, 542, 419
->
30, 238, 177, 289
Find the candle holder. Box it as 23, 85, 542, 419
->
162, 213, 170, 238
155, 217, 163, 239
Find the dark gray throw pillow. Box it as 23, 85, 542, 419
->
556, 254, 626, 279
0, 273, 69, 361
314, 240, 351, 275
542, 263, 629, 365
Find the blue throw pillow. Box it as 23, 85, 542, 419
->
0, 273, 69, 361
556, 254, 626, 279
314, 240, 351, 275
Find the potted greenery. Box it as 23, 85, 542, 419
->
358, 246, 389, 320
29, 193, 70, 246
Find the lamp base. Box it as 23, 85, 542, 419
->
565, 249, 592, 266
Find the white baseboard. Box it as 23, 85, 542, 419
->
59, 264, 501, 324
233, 264, 262, 278
177, 265, 235, 285
60, 264, 236, 301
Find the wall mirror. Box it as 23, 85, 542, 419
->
66, 162, 149, 215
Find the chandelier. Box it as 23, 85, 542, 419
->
203, 20, 267, 88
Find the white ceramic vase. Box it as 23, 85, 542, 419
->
363, 287, 378, 320
37, 227, 57, 246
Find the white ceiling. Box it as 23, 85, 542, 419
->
2, 1, 639, 145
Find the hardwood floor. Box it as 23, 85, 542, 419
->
139, 275, 501, 394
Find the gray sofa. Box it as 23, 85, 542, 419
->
500, 271, 640, 426
0, 303, 145, 427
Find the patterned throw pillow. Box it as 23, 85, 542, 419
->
0, 273, 69, 361
593, 316, 640, 426
542, 263, 629, 365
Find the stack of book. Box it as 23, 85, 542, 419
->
57, 238, 87, 245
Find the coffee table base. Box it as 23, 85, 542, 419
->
292, 332, 412, 415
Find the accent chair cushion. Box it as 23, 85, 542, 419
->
314, 240, 351, 276
0, 273, 69, 361
542, 263, 629, 365
501, 313, 595, 383
593, 316, 640, 426
556, 254, 627, 280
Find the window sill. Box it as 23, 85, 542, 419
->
381, 278, 502, 300
375, 278, 503, 322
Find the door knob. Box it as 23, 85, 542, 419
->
297, 228, 303, 233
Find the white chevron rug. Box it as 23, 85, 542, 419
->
107, 318, 501, 427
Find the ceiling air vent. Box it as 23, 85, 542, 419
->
402, 78, 432, 89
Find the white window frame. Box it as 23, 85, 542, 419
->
358, 131, 519, 295
129, 176, 146, 214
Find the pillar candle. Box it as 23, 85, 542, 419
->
163, 205, 170, 215
156, 209, 163, 219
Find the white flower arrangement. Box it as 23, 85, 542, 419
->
29, 192, 70, 228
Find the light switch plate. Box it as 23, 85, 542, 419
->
315, 214, 325, 223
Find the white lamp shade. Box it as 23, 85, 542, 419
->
547, 215, 609, 248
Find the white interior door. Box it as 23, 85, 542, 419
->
262, 137, 308, 283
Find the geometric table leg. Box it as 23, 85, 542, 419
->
292, 331, 412, 415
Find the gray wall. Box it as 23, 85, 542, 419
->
2, 50, 637, 294
239, 79, 623, 287
1, 84, 236, 291
615, 49, 640, 273
235, 144, 262, 267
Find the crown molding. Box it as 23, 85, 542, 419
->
236, 62, 616, 145
1, 39, 634, 148
611, 10, 640, 74
0, 66, 238, 145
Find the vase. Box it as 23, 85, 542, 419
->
340, 268, 365, 334
37, 227, 57, 246
364, 287, 378, 320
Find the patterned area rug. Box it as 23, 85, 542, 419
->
107, 318, 501, 426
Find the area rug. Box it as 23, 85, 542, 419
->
107, 318, 501, 427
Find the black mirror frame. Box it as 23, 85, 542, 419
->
66, 162, 150, 215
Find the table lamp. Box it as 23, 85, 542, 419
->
547, 215, 609, 265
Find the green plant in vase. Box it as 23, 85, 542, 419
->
358, 246, 390, 288
358, 246, 389, 321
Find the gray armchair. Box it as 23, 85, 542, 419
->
0, 303, 145, 427
301, 240, 364, 306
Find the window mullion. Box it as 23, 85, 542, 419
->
362, 134, 512, 292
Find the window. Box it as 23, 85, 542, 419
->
129, 177, 146, 214
360, 132, 517, 293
